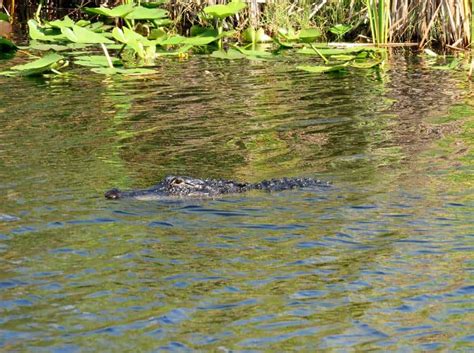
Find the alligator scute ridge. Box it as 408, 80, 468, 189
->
105, 175, 330, 200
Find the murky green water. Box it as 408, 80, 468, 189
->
1, 53, 473, 352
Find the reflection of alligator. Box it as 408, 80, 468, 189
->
105, 175, 330, 200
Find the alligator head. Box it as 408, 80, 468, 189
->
105, 175, 250, 200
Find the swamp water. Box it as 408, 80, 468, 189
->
0, 54, 473, 352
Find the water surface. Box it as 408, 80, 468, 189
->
0, 53, 473, 352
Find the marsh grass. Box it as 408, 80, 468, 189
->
1, 0, 472, 48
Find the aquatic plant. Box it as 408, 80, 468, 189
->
366, 0, 390, 44
203, 0, 246, 49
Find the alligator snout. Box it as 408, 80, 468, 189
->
104, 188, 122, 199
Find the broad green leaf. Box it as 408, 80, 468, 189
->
10, 53, 65, 75
84, 4, 134, 18
48, 16, 75, 29
190, 26, 218, 37
0, 12, 10, 22
243, 27, 272, 43
297, 63, 348, 73
125, 6, 168, 20
74, 55, 122, 67
28, 40, 69, 51
153, 19, 172, 26
278, 27, 299, 41
142, 0, 169, 7
76, 20, 91, 27
28, 19, 65, 42
0, 36, 17, 52
329, 24, 351, 37
156, 35, 185, 45
210, 49, 246, 60
299, 28, 321, 42
62, 25, 113, 44
204, 0, 246, 19
182, 36, 218, 46
149, 28, 167, 39
233, 46, 273, 58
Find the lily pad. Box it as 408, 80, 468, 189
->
28, 19, 65, 42
28, 40, 69, 51
210, 49, 246, 60
84, 4, 134, 18
243, 27, 272, 43
125, 6, 168, 20
74, 55, 122, 67
299, 28, 322, 42
204, 0, 246, 19
62, 25, 113, 44
5, 53, 66, 76
48, 16, 75, 29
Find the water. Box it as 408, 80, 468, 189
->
1, 53, 473, 352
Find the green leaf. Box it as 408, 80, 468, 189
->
232, 46, 273, 58
125, 6, 168, 20
74, 55, 122, 67
182, 36, 218, 46
299, 28, 321, 43
243, 27, 272, 43
27, 19, 65, 42
204, 0, 246, 19
28, 40, 69, 51
190, 26, 218, 37
9, 53, 65, 75
156, 35, 186, 45
0, 12, 10, 22
210, 48, 246, 59
0, 36, 17, 52
61, 25, 113, 44
48, 16, 75, 29
84, 4, 134, 18
297, 63, 348, 73
329, 24, 351, 37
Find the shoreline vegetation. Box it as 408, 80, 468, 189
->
0, 0, 472, 77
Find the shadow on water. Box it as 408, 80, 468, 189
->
0, 52, 472, 351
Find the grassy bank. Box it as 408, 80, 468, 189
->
2, 0, 470, 49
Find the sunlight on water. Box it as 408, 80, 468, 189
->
0, 53, 473, 352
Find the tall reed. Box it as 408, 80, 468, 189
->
366, 0, 390, 44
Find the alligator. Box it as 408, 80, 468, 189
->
105, 175, 330, 200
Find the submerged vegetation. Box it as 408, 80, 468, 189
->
0, 0, 472, 76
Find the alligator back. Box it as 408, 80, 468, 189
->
252, 177, 330, 192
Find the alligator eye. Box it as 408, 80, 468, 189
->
172, 178, 183, 185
